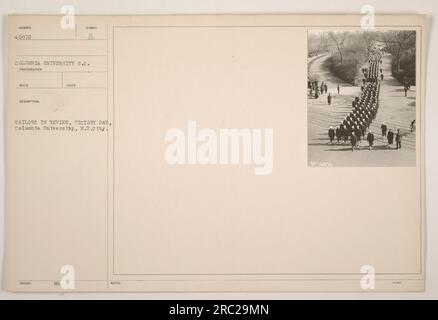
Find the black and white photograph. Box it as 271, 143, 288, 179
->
308, 29, 417, 167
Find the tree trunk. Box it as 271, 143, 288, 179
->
396, 47, 402, 72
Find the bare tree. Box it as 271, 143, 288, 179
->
328, 31, 347, 64
380, 31, 416, 72
319, 32, 329, 53
362, 31, 379, 56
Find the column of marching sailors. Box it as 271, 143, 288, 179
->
327, 51, 404, 151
